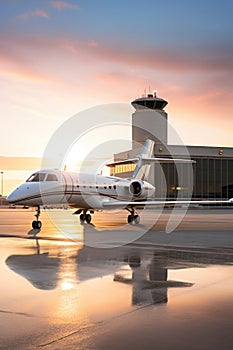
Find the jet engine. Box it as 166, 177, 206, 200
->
129, 180, 143, 196
116, 180, 155, 200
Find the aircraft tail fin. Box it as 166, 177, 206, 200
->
132, 139, 155, 181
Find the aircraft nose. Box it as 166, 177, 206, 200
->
7, 188, 19, 203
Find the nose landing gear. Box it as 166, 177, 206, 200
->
32, 206, 42, 229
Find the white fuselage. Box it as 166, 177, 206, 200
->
7, 169, 155, 210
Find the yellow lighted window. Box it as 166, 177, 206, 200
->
114, 163, 136, 174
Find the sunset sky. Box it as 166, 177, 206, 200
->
0, 0, 233, 194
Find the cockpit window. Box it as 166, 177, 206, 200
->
46, 174, 58, 181
26, 172, 46, 182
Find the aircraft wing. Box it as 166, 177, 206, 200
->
103, 199, 232, 208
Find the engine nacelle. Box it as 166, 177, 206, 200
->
129, 180, 143, 196
129, 180, 155, 199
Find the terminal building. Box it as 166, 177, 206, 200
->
109, 92, 233, 199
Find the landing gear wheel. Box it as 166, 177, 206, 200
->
79, 211, 93, 224
128, 215, 133, 224
32, 206, 42, 229
80, 213, 85, 224
86, 214, 92, 224
37, 221, 42, 229
133, 215, 140, 224
32, 220, 37, 229
32, 220, 42, 229
127, 210, 140, 224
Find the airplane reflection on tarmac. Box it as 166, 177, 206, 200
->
5, 223, 233, 306
5, 239, 60, 290
5, 238, 194, 305
2, 222, 230, 307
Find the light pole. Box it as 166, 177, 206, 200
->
0, 171, 4, 204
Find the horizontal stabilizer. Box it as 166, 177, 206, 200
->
107, 157, 195, 166
141, 157, 195, 164
106, 158, 139, 166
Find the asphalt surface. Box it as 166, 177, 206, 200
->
0, 208, 233, 350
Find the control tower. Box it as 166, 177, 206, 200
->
131, 91, 168, 148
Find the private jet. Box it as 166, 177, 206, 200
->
7, 140, 232, 229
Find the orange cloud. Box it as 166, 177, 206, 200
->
50, 1, 79, 10
17, 9, 49, 20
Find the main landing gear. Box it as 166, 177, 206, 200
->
32, 206, 42, 229
127, 208, 140, 224
73, 209, 93, 224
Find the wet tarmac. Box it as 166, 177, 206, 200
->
0, 208, 233, 350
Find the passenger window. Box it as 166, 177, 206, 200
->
46, 174, 58, 181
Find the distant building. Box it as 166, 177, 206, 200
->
0, 196, 9, 206
109, 92, 233, 199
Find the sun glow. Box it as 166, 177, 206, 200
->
62, 123, 131, 174
60, 279, 74, 291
